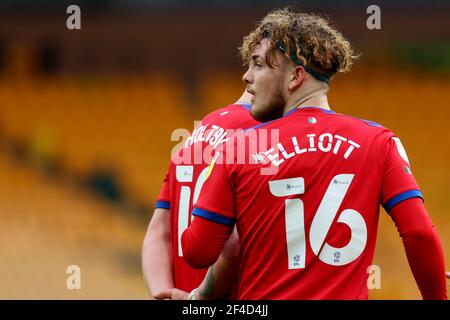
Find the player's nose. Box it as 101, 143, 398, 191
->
242, 68, 253, 84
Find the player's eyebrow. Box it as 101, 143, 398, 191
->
252, 54, 264, 64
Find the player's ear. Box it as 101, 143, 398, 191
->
288, 66, 306, 91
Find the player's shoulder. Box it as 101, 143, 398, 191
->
331, 111, 382, 128
249, 107, 392, 135
201, 103, 255, 127
257, 107, 398, 144
330, 111, 396, 138
202, 103, 251, 120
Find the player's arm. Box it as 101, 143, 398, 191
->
142, 166, 173, 298
142, 207, 174, 297
388, 198, 447, 299
155, 227, 240, 300
191, 226, 240, 300
181, 213, 233, 269
381, 134, 447, 299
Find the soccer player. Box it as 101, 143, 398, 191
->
142, 91, 259, 298
181, 8, 447, 299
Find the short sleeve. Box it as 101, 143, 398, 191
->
192, 151, 236, 227
381, 134, 423, 211
155, 162, 171, 210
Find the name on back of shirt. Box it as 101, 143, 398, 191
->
184, 124, 230, 150
262, 132, 361, 167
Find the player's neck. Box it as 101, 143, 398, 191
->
235, 90, 253, 105
285, 91, 330, 113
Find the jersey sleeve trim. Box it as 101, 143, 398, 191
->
155, 200, 170, 210
192, 207, 235, 227
383, 190, 424, 212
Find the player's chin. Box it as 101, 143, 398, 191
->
250, 104, 266, 122
251, 102, 284, 123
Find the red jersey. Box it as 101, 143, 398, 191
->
190, 106, 424, 299
155, 103, 259, 292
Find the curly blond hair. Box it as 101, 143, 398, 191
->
240, 7, 357, 82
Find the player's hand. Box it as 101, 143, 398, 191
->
446, 272, 450, 279
154, 288, 189, 300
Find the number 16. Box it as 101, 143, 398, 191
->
269, 174, 367, 269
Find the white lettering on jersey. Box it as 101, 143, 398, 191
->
184, 124, 230, 150
261, 133, 361, 167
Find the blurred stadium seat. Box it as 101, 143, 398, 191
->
0, 152, 148, 298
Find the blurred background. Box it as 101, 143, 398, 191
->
0, 0, 449, 299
